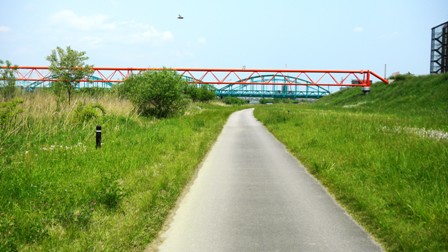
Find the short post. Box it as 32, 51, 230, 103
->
96, 125, 102, 149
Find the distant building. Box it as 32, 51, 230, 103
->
430, 21, 448, 74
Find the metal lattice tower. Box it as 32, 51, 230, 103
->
430, 21, 448, 74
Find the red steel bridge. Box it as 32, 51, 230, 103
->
6, 66, 389, 98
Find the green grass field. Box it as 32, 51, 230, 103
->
1, 73, 447, 251
0, 92, 239, 251
254, 73, 448, 251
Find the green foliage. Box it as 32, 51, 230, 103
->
259, 98, 294, 104
222, 96, 248, 105
0, 98, 23, 129
72, 102, 106, 123
46, 46, 94, 105
389, 72, 415, 81
77, 87, 111, 97
96, 173, 125, 210
185, 85, 216, 102
0, 59, 18, 100
259, 98, 274, 104
118, 69, 190, 118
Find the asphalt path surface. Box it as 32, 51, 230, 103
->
154, 108, 382, 252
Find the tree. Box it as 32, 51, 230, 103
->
46, 46, 93, 105
118, 69, 189, 118
0, 59, 18, 100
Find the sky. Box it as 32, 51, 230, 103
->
0, 0, 447, 77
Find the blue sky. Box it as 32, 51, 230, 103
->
1, 0, 447, 76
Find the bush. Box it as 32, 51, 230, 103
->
96, 173, 125, 210
260, 98, 293, 104
77, 87, 111, 97
390, 72, 415, 82
72, 102, 106, 123
0, 98, 23, 129
118, 69, 189, 118
222, 97, 248, 105
185, 85, 216, 102
0, 59, 18, 100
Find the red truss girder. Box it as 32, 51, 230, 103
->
5, 66, 389, 87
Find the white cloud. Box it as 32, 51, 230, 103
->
379, 32, 399, 40
175, 50, 194, 59
197, 37, 207, 45
0, 26, 10, 32
130, 26, 174, 44
49, 10, 174, 46
353, 26, 364, 32
50, 10, 116, 31
80, 36, 103, 48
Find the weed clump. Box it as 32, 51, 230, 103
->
0, 98, 23, 129
96, 173, 125, 210
72, 102, 106, 123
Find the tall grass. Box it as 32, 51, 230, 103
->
0, 92, 237, 251
254, 74, 448, 251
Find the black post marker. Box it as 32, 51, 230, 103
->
96, 125, 102, 149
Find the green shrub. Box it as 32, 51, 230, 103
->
222, 97, 247, 105
0, 98, 23, 129
0, 59, 18, 100
77, 87, 111, 97
185, 85, 216, 102
96, 173, 125, 210
259, 98, 273, 104
390, 72, 415, 82
118, 69, 190, 118
72, 102, 106, 123
260, 98, 294, 104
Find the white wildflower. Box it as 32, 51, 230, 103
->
380, 126, 448, 141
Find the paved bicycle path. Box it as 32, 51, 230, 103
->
154, 108, 382, 252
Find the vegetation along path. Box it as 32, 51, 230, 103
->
154, 108, 382, 252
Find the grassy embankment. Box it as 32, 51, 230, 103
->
254, 73, 448, 251
0, 91, 239, 251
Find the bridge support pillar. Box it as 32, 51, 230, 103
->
362, 71, 371, 95
362, 86, 370, 95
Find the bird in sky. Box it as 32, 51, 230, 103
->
177, 14, 184, 20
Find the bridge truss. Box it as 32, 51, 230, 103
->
5, 66, 389, 98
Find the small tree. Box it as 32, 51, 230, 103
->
0, 59, 18, 100
46, 46, 93, 105
118, 69, 189, 118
